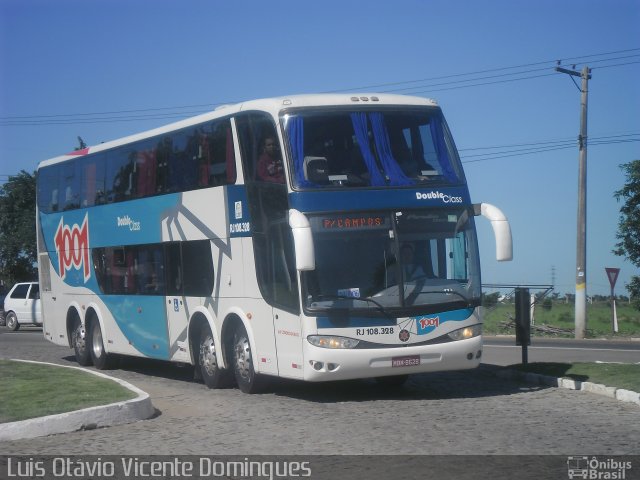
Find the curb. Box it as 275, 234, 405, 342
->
494, 368, 640, 406
0, 360, 156, 441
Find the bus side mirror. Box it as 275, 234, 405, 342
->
289, 209, 316, 271
474, 203, 513, 262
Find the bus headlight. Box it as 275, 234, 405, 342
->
307, 335, 359, 349
447, 324, 482, 341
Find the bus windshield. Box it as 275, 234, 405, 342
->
302, 208, 481, 314
282, 108, 464, 189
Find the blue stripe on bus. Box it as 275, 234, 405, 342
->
288, 186, 471, 213
316, 308, 474, 329
101, 295, 170, 359
317, 316, 397, 328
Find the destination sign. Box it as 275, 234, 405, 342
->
314, 214, 389, 231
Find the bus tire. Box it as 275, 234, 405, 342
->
198, 323, 233, 389
5, 312, 19, 331
232, 324, 264, 394
89, 320, 117, 370
72, 320, 92, 366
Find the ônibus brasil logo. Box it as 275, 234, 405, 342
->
54, 214, 90, 283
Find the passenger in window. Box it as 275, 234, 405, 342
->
145, 272, 161, 295
257, 136, 284, 183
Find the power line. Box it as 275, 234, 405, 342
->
325, 47, 640, 93
1, 47, 638, 127
0, 103, 228, 121
460, 136, 639, 164
459, 133, 639, 157
382, 56, 640, 96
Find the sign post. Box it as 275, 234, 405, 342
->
515, 288, 531, 364
605, 268, 620, 334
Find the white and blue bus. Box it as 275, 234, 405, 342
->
36, 94, 512, 393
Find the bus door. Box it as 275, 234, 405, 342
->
273, 308, 303, 379
164, 242, 189, 362
267, 222, 304, 379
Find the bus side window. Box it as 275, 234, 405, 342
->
80, 154, 106, 207
165, 243, 182, 296
167, 129, 197, 193
60, 161, 80, 210
199, 119, 236, 187
37, 167, 59, 213
155, 136, 172, 193
181, 240, 214, 296
236, 113, 278, 183
106, 149, 135, 202
134, 141, 157, 198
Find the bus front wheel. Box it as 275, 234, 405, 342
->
232, 324, 264, 394
198, 324, 232, 389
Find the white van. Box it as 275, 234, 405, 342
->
3, 282, 42, 331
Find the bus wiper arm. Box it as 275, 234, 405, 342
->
311, 294, 393, 318
418, 289, 477, 307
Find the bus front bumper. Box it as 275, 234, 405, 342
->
302, 336, 483, 382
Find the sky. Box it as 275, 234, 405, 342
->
1, 0, 639, 297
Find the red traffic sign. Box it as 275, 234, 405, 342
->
605, 268, 620, 289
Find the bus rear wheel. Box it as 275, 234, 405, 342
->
198, 324, 233, 389
72, 320, 92, 366
232, 324, 264, 394
89, 321, 117, 370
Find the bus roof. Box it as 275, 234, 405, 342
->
37, 93, 439, 169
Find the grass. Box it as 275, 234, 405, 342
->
483, 301, 640, 337
508, 362, 640, 392
0, 360, 137, 423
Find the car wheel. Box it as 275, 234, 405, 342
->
89, 321, 117, 370
5, 312, 19, 331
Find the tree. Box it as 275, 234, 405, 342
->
481, 292, 501, 308
0, 171, 37, 285
613, 159, 640, 309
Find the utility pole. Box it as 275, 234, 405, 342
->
556, 64, 591, 339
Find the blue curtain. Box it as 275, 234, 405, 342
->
287, 116, 312, 187
350, 113, 386, 186
369, 113, 414, 186
429, 118, 457, 183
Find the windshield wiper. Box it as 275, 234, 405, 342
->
414, 289, 478, 308
310, 294, 394, 318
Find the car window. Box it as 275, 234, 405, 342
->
10, 284, 30, 299
28, 284, 40, 300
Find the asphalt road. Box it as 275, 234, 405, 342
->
1, 328, 639, 457
483, 336, 640, 365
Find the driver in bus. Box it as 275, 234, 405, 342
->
257, 136, 285, 183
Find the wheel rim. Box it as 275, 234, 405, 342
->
92, 324, 104, 359
200, 335, 218, 376
74, 324, 86, 352
234, 335, 252, 382
7, 314, 17, 329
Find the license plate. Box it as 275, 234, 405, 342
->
392, 355, 420, 368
